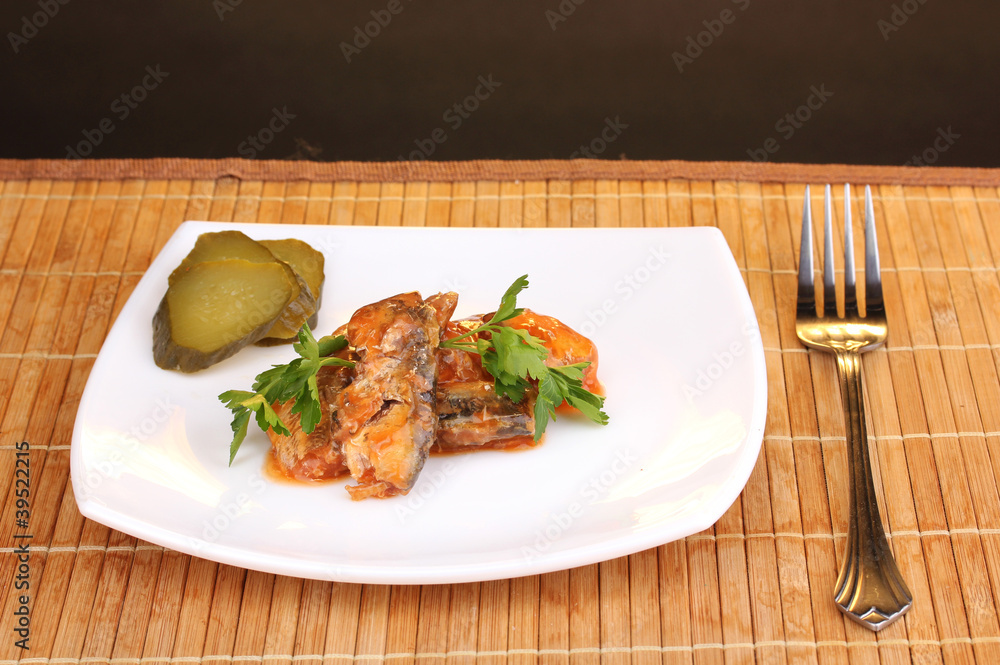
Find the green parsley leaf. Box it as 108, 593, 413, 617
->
318, 333, 349, 357
438, 275, 608, 441
227, 408, 251, 465
532, 371, 566, 439
250, 364, 290, 402
532, 363, 609, 440
291, 370, 323, 433
219, 390, 290, 464
491, 326, 549, 381
488, 274, 529, 324
220, 323, 353, 464
291, 322, 317, 360
482, 347, 529, 403
547, 363, 609, 425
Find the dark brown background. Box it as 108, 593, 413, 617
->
2, 0, 996, 166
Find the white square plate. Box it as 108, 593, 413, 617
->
71, 222, 766, 583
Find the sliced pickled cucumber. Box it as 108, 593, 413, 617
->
168, 230, 276, 285
167, 230, 317, 340
258, 238, 326, 336
153, 259, 297, 372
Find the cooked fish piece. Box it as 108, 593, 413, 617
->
265, 297, 601, 492
335, 292, 442, 499
435, 380, 537, 451
266, 363, 352, 482
436, 314, 489, 384
269, 375, 537, 477
424, 291, 459, 329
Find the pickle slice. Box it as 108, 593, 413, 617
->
167, 230, 317, 340
168, 230, 276, 284
153, 259, 297, 372
258, 238, 326, 338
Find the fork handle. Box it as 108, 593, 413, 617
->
833, 350, 912, 630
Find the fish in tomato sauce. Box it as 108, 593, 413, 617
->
434, 380, 536, 451
439, 308, 603, 408
264, 296, 601, 494
334, 292, 443, 499
266, 362, 352, 482
268, 369, 537, 479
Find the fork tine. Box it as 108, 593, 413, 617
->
864, 185, 883, 312
798, 185, 815, 310
844, 184, 857, 312
823, 185, 836, 315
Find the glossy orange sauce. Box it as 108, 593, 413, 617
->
266, 434, 540, 485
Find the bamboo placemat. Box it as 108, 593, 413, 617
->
3, 161, 1000, 665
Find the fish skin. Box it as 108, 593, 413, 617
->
434, 380, 537, 450
336, 292, 442, 499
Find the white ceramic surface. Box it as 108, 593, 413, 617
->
71, 222, 767, 583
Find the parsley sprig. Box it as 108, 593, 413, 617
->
439, 275, 609, 439
219, 324, 353, 464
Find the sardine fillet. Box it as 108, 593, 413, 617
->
336, 292, 441, 499
435, 380, 536, 450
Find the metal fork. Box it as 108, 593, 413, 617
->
796, 184, 913, 631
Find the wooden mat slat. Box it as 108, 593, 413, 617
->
896, 187, 1000, 663
8, 158, 1000, 189
70, 178, 148, 664
144, 552, 196, 663
758, 183, 820, 665
6, 168, 1000, 664
706, 182, 750, 665
878, 184, 980, 662
737, 183, 789, 665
